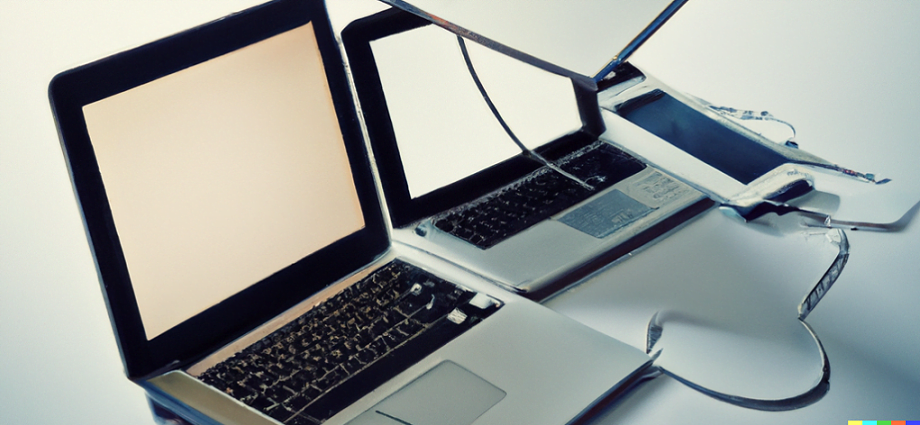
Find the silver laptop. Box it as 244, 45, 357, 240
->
343, 2, 853, 299
343, 9, 713, 299
48, 1, 652, 424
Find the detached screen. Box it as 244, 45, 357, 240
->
618, 91, 788, 184
82, 23, 365, 340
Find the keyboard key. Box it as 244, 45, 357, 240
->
286, 414, 321, 425
196, 261, 500, 424
433, 142, 645, 248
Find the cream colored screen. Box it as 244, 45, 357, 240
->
82, 23, 365, 340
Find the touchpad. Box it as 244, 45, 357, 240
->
346, 361, 505, 425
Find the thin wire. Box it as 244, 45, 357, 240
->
707, 104, 798, 142
456, 36, 594, 191
791, 161, 891, 185
697, 96, 890, 185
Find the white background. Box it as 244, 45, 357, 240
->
2, 1, 919, 424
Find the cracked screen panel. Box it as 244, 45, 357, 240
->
371, 24, 582, 199
82, 23, 365, 340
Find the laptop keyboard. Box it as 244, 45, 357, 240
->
198, 260, 500, 424
433, 142, 646, 248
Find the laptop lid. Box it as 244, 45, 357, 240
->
379, 0, 688, 84
49, 0, 387, 380
343, 10, 605, 228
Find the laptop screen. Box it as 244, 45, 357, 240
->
369, 24, 583, 199
82, 23, 365, 340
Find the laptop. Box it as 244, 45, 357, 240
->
48, 1, 653, 424
342, 3, 861, 301
342, 10, 715, 300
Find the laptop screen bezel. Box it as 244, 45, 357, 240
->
48, 0, 388, 380
342, 9, 605, 229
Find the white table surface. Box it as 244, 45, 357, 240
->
2, 1, 918, 424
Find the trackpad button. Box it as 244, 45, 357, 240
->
347, 361, 505, 425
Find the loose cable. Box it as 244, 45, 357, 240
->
646, 311, 830, 411
456, 36, 594, 191
697, 96, 890, 185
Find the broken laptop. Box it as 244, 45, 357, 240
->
342, 9, 714, 300
376, 0, 907, 235
340, 4, 848, 300
48, 1, 653, 424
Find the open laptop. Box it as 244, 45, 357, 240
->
48, 1, 653, 424
341, 4, 860, 301
342, 10, 715, 300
